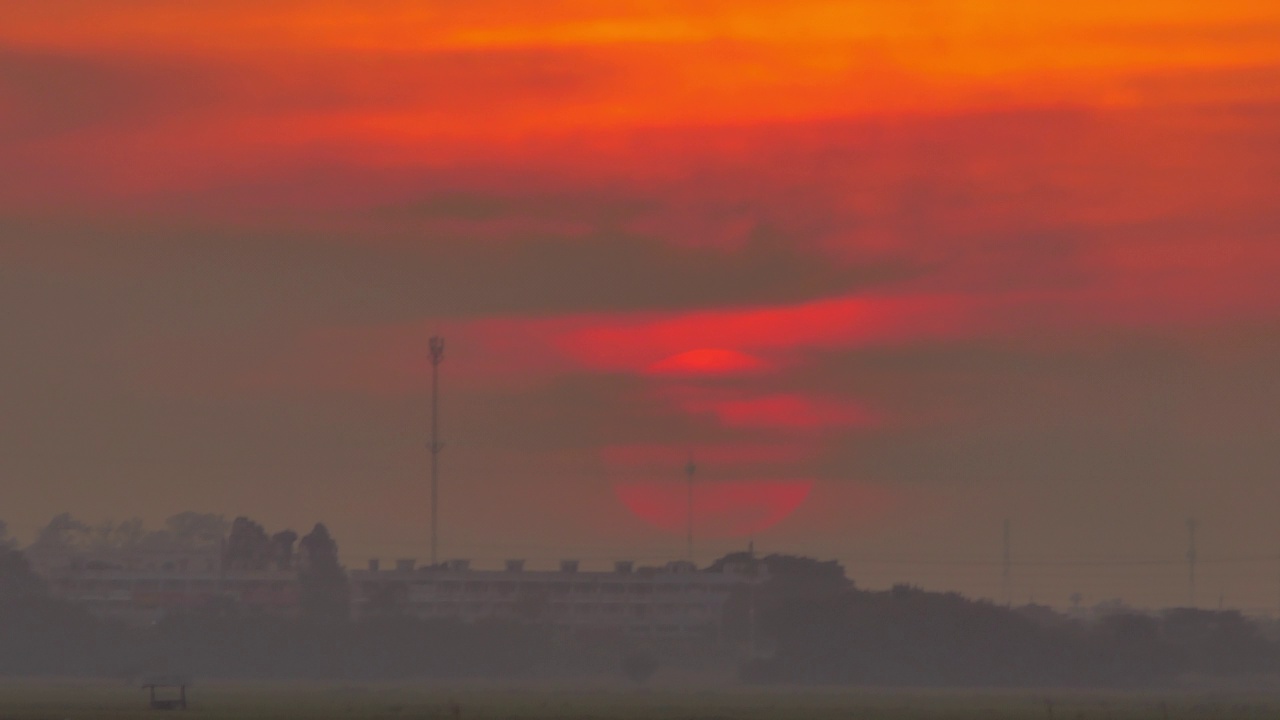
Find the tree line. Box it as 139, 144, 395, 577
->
715, 552, 1280, 687
1, 516, 1278, 684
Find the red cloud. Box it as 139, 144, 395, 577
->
613, 479, 814, 538
556, 293, 987, 372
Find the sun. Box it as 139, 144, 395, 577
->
646, 348, 769, 377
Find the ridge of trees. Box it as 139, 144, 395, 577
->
28, 512, 230, 555
3, 519, 1279, 685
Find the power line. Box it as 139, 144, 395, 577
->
834, 554, 1279, 568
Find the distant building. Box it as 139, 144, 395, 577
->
27, 546, 763, 636
350, 558, 762, 640
27, 545, 299, 625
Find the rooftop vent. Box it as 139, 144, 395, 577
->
395, 558, 416, 573
614, 560, 634, 575
368, 558, 381, 572
448, 559, 471, 572
505, 559, 526, 573
560, 559, 580, 574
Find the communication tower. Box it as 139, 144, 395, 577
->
685, 456, 696, 562
1186, 518, 1198, 607
1002, 519, 1012, 606
429, 336, 445, 567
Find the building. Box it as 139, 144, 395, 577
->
27, 546, 763, 639
351, 558, 762, 640
27, 545, 299, 624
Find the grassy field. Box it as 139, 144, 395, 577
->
1, 680, 1278, 719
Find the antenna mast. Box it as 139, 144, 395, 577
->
685, 456, 696, 563
1002, 518, 1012, 606
429, 336, 445, 567
1186, 518, 1198, 607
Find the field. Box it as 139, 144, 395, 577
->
2, 681, 1280, 720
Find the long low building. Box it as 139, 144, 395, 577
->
27, 547, 764, 639
351, 558, 762, 639
27, 546, 300, 625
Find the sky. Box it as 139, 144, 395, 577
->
2, 1, 1280, 610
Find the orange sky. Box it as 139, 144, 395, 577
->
5, 1, 1279, 162
2, 1, 1279, 610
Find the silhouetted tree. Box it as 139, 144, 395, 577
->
1161, 608, 1277, 675
715, 552, 851, 648
165, 512, 228, 550
298, 523, 348, 619
270, 530, 298, 571
0, 545, 46, 603
29, 512, 90, 552
223, 517, 271, 571
89, 518, 147, 551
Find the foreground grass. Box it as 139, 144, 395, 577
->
1, 680, 1278, 719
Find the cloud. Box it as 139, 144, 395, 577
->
0, 47, 220, 137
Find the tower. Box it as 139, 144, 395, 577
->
1186, 518, 1198, 608
1002, 518, 1012, 606
685, 455, 696, 563
429, 336, 445, 567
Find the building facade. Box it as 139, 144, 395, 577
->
27, 546, 299, 624
28, 547, 763, 639
351, 558, 761, 640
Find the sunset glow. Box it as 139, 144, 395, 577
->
646, 348, 770, 377
613, 480, 814, 538
3, 0, 1279, 607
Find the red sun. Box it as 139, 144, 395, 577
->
646, 348, 769, 376
613, 479, 814, 537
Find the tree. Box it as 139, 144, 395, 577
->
91, 518, 146, 551
0, 545, 46, 603
224, 517, 271, 571
269, 530, 298, 571
298, 524, 348, 619
166, 512, 229, 550
29, 513, 90, 552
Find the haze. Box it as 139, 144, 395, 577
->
3, 1, 1280, 612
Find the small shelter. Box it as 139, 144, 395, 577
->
141, 674, 190, 710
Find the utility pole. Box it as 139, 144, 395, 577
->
1002, 518, 1012, 606
1186, 518, 1198, 608
429, 336, 445, 568
748, 538, 758, 660
685, 456, 696, 563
